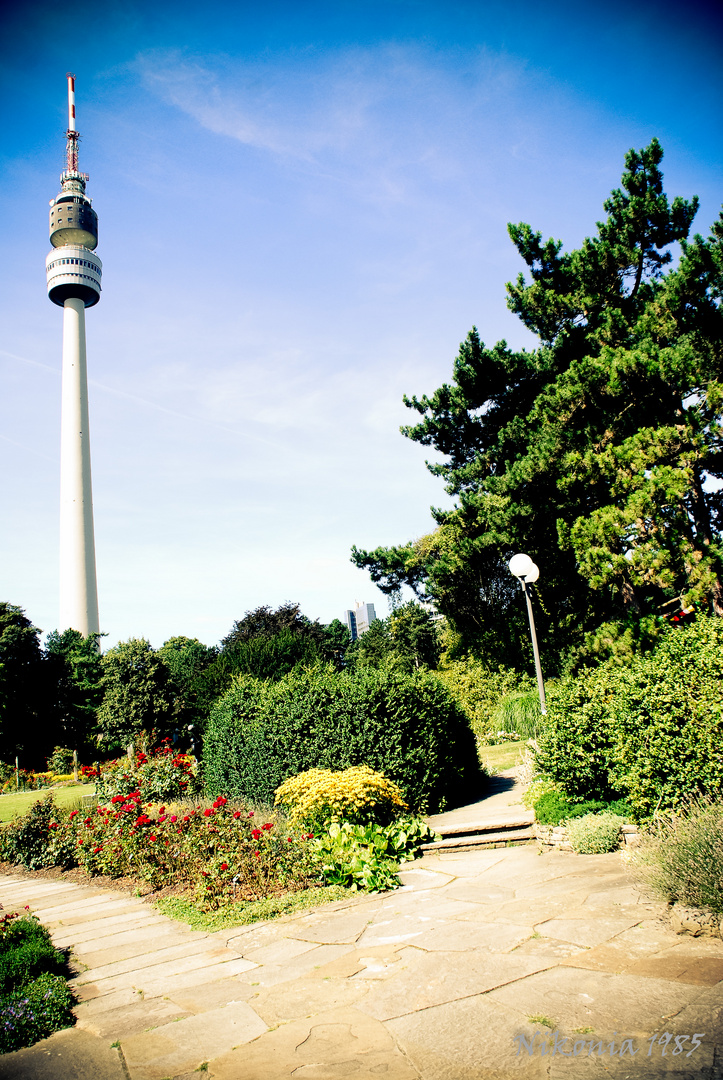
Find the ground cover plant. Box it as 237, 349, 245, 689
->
632, 799, 723, 915
203, 666, 482, 813
533, 790, 632, 827
0, 910, 74, 1054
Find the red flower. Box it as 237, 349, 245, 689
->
251, 828, 261, 840
69, 810, 78, 819
93, 846, 101, 854
220, 862, 228, 871
149, 835, 157, 842
254, 851, 260, 857
287, 837, 293, 843
203, 808, 214, 818
248, 811, 254, 818
159, 807, 166, 814
213, 796, 228, 808
232, 811, 241, 819
262, 822, 273, 831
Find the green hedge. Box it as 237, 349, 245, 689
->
536, 615, 723, 820
202, 667, 482, 813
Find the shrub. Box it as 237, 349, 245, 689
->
566, 813, 623, 854
96, 742, 201, 803
533, 791, 631, 826
0, 796, 75, 871
0, 915, 66, 994
313, 817, 439, 892
0, 912, 74, 1054
274, 766, 408, 831
0, 972, 74, 1054
203, 667, 482, 814
47, 748, 74, 775
631, 799, 723, 914
434, 659, 535, 744
535, 615, 723, 819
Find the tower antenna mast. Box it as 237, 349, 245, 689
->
46, 75, 102, 640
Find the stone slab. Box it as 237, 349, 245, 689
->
0, 1026, 128, 1080
485, 966, 704, 1033
537, 915, 642, 948
70, 935, 225, 984
358, 947, 556, 1021
73, 949, 257, 993
208, 1004, 419, 1080
387, 991, 550, 1079
290, 903, 384, 944
76, 994, 190, 1039
251, 973, 371, 1024
233, 942, 355, 988
120, 1000, 268, 1080
408, 920, 534, 953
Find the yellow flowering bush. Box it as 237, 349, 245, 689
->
274, 766, 408, 830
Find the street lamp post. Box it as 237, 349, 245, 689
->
508, 553, 547, 715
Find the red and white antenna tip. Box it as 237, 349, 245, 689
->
66, 73, 76, 133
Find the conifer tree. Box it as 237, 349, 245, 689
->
353, 141, 722, 667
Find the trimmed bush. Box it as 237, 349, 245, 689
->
275, 766, 408, 831
533, 791, 631, 827
203, 667, 482, 813
536, 616, 723, 820
632, 799, 723, 914
566, 813, 623, 854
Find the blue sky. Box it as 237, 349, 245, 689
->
1, 0, 721, 648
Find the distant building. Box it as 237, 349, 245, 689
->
344, 601, 377, 641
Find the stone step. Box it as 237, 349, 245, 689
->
434, 812, 534, 838
422, 827, 535, 851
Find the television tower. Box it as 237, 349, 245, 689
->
46, 75, 102, 638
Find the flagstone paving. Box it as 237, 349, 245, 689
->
0, 781, 720, 1077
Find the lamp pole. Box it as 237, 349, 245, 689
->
508, 553, 546, 715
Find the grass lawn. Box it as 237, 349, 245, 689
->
481, 741, 527, 774
0, 785, 95, 823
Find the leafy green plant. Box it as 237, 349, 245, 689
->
631, 799, 723, 914
566, 813, 623, 854
536, 616, 723, 819
313, 817, 439, 892
203, 667, 483, 813
274, 766, 408, 831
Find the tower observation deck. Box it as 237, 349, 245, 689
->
48, 75, 101, 640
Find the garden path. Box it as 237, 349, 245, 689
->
0, 837, 721, 1079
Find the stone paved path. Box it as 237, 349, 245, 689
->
0, 841, 721, 1079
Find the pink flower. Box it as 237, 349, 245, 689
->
170, 815, 177, 823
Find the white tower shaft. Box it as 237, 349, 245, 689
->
59, 297, 99, 637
